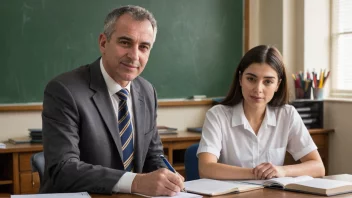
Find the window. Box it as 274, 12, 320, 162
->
331, 0, 352, 97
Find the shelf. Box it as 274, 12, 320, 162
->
0, 180, 13, 185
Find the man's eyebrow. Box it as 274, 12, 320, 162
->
117, 36, 132, 41
117, 36, 151, 47
140, 41, 151, 47
245, 72, 276, 79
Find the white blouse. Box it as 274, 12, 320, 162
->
197, 102, 317, 168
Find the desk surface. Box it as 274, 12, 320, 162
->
94, 187, 352, 198
1, 175, 351, 198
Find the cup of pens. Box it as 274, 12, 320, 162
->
293, 69, 330, 100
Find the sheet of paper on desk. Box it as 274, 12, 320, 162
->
11, 192, 91, 198
136, 192, 202, 198
236, 180, 266, 185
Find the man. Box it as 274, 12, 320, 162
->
41, 5, 184, 196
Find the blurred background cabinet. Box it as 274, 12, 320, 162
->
0, 144, 42, 195
291, 100, 323, 129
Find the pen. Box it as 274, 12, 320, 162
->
160, 155, 187, 192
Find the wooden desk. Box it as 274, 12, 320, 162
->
0, 143, 42, 194
1, 187, 352, 198
160, 132, 201, 176
93, 187, 352, 198
0, 129, 333, 195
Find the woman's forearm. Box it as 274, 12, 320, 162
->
283, 160, 325, 177
199, 162, 255, 180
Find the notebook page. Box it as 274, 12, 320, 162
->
293, 178, 352, 189
263, 176, 313, 187
184, 179, 240, 195
135, 192, 202, 198
11, 192, 90, 198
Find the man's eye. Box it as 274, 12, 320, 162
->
140, 45, 150, 51
119, 41, 129, 46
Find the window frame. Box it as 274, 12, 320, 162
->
330, 0, 352, 98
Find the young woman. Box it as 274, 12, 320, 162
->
197, 45, 325, 180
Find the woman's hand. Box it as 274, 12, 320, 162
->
252, 162, 286, 180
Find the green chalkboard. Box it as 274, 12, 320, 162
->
0, 0, 242, 103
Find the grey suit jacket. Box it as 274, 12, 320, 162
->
40, 58, 166, 194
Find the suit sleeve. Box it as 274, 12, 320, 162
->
42, 79, 125, 194
142, 86, 167, 172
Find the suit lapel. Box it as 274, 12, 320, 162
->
89, 59, 123, 162
131, 80, 145, 173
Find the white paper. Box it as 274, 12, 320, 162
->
11, 192, 91, 198
293, 178, 352, 189
136, 192, 202, 198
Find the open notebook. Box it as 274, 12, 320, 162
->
243, 176, 352, 196
184, 179, 263, 196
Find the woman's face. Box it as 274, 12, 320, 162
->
240, 63, 281, 109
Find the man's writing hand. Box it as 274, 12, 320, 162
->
131, 168, 184, 196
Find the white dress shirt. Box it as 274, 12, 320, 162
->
100, 59, 136, 193
197, 101, 317, 168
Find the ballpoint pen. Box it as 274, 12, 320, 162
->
160, 154, 187, 192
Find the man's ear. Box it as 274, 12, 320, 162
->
99, 33, 107, 54
276, 79, 282, 92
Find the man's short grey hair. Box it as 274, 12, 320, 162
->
103, 5, 157, 42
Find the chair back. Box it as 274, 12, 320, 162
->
184, 143, 200, 181
31, 152, 45, 182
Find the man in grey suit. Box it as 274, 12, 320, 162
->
41, 5, 184, 196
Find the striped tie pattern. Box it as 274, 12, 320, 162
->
117, 89, 134, 171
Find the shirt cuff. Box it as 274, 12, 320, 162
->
291, 144, 318, 161
197, 146, 220, 159
112, 172, 137, 193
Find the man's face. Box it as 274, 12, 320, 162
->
99, 14, 155, 87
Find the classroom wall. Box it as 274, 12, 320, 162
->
325, 101, 352, 175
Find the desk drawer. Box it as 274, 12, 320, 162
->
19, 153, 34, 172
20, 171, 40, 194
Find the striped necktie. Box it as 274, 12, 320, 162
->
116, 89, 134, 171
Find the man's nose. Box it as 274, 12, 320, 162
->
127, 45, 139, 61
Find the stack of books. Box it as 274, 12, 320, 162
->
8, 129, 42, 144
157, 126, 177, 135
29, 128, 42, 143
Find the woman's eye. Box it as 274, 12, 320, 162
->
264, 80, 273, 85
247, 77, 254, 82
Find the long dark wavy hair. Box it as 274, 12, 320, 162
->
220, 45, 289, 107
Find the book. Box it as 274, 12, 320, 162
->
243, 176, 352, 196
324, 174, 352, 182
184, 178, 263, 196
157, 126, 178, 135
187, 127, 202, 133
8, 136, 31, 144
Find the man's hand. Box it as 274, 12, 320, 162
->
252, 162, 286, 180
131, 168, 184, 196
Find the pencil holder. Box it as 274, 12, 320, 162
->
313, 88, 324, 100
295, 87, 311, 99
